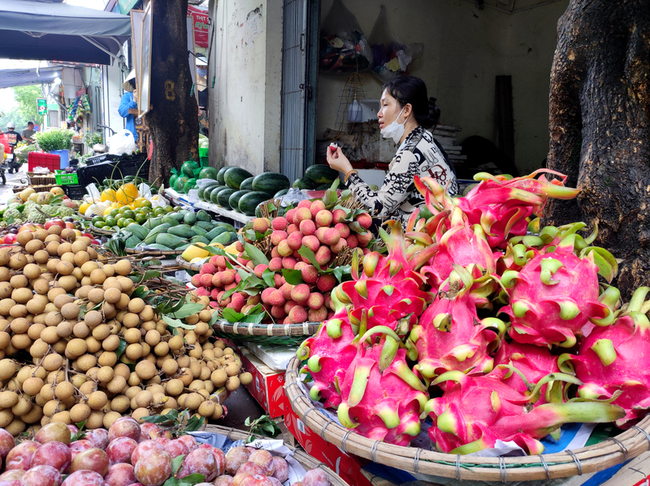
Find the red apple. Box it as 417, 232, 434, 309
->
44, 220, 65, 230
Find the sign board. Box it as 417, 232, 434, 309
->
37, 99, 47, 115
187, 5, 209, 49
131, 9, 144, 107
138, 2, 153, 118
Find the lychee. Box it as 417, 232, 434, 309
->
294, 207, 312, 225
315, 246, 332, 266
254, 264, 268, 279
294, 261, 307, 271
274, 274, 285, 287
211, 288, 221, 300
357, 230, 373, 247
277, 240, 293, 257
190, 275, 201, 287
315, 210, 333, 228
300, 265, 319, 285
209, 255, 220, 266
285, 208, 297, 225
196, 287, 209, 297
309, 200, 326, 218
224, 282, 237, 290
346, 233, 358, 248
301, 235, 320, 253
322, 228, 340, 246
248, 294, 261, 306
284, 300, 299, 314
308, 307, 328, 322
235, 241, 245, 252
286, 224, 299, 234
268, 290, 286, 307
271, 247, 281, 258
272, 217, 288, 231
330, 238, 347, 254
334, 223, 350, 238
299, 219, 316, 236
200, 263, 216, 275
356, 213, 372, 229
271, 305, 286, 320
280, 283, 295, 301
317, 274, 336, 292
221, 270, 236, 285
270, 230, 288, 246
252, 217, 270, 233
287, 232, 304, 250
288, 306, 308, 324
297, 199, 312, 209
332, 208, 347, 224
307, 292, 325, 310
261, 287, 275, 304
269, 257, 283, 272
230, 293, 245, 312
282, 257, 297, 270
291, 284, 310, 305
200, 274, 213, 288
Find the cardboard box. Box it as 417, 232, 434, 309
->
239, 348, 286, 419
284, 396, 374, 486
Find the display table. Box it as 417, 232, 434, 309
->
164, 188, 254, 225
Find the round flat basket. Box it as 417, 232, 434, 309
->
89, 224, 115, 236
201, 424, 357, 486
213, 320, 321, 346
175, 255, 207, 272
125, 246, 184, 256
284, 356, 650, 483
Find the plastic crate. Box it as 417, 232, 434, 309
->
77, 154, 149, 187
85, 153, 121, 166
62, 184, 87, 200
55, 170, 78, 186
28, 152, 60, 172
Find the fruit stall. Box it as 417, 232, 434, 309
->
0, 156, 648, 486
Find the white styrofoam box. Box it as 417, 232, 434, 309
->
245, 342, 299, 372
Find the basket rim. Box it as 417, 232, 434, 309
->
202, 424, 351, 485
284, 356, 650, 482
88, 223, 115, 235
175, 254, 206, 272
213, 319, 321, 337
125, 246, 184, 256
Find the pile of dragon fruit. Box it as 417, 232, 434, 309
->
297, 169, 650, 455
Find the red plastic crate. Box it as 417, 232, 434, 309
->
28, 152, 60, 172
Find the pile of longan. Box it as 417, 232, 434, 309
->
0, 226, 251, 436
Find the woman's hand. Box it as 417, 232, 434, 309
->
326, 145, 353, 174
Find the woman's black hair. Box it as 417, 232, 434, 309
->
129, 79, 136, 88
382, 75, 441, 129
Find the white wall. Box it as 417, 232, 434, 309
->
101, 60, 126, 140
208, 0, 283, 174
315, 0, 568, 174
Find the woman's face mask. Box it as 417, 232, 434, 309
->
380, 106, 406, 144
197, 68, 207, 77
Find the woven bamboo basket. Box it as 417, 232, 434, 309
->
284, 356, 650, 483
88, 224, 115, 236
175, 255, 206, 273
213, 320, 321, 346
125, 246, 185, 256
202, 424, 354, 485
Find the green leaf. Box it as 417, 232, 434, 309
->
162, 315, 197, 330
282, 269, 304, 285
185, 415, 205, 432
208, 310, 221, 327
172, 303, 206, 320
130, 286, 151, 299
297, 246, 320, 269
333, 265, 352, 282
115, 339, 127, 360
244, 242, 269, 266
172, 454, 186, 474
222, 307, 244, 323
178, 474, 207, 485
70, 420, 87, 442
262, 269, 276, 288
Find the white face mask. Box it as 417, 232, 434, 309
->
380, 106, 407, 144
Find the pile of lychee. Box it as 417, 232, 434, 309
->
193, 199, 374, 324
0, 225, 249, 436
0, 419, 331, 486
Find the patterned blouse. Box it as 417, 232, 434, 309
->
347, 126, 458, 226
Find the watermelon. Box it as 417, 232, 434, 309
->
182, 178, 197, 193
238, 191, 272, 216
210, 186, 232, 205
252, 172, 291, 196
224, 167, 254, 190
198, 182, 219, 201
292, 177, 316, 190
217, 188, 237, 208
199, 166, 219, 180
240, 177, 254, 191
273, 188, 289, 199
228, 190, 250, 211
217, 166, 229, 185
174, 176, 188, 192
304, 164, 339, 184
181, 159, 200, 178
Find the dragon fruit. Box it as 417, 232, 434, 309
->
560, 287, 650, 428
408, 267, 505, 380
414, 169, 580, 249
499, 236, 620, 348
491, 341, 563, 404
425, 371, 626, 454
337, 327, 429, 446
297, 312, 358, 408
334, 222, 432, 332
419, 207, 498, 293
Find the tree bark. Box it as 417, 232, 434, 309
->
147, 0, 199, 186
545, 0, 650, 299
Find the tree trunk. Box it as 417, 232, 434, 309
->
545, 0, 650, 299
147, 0, 199, 187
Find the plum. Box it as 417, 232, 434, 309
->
104, 463, 137, 486
70, 447, 109, 476
85, 428, 110, 450
302, 469, 330, 486
134, 448, 173, 486
271, 456, 289, 482
61, 470, 105, 486
178, 446, 218, 481
225, 446, 251, 475
35, 422, 71, 445
22, 465, 61, 486
248, 449, 275, 476
30, 440, 71, 473
107, 437, 138, 465
109, 417, 141, 443
131, 440, 163, 465
0, 428, 14, 458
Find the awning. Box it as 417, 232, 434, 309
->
0, 66, 62, 89
0, 0, 131, 65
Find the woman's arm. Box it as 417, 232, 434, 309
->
118, 93, 137, 117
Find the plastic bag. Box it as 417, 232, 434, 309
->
320, 0, 373, 73
368, 5, 423, 83
107, 129, 137, 156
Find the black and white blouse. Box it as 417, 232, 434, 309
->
347, 126, 458, 226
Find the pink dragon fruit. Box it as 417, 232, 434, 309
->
560, 287, 650, 428
491, 341, 562, 404
499, 237, 619, 348
425, 370, 625, 454
414, 169, 580, 249
334, 222, 432, 332
297, 312, 358, 408
337, 327, 429, 446
408, 269, 505, 380
419, 207, 498, 292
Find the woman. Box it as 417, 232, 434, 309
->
118, 70, 138, 141
327, 75, 458, 226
